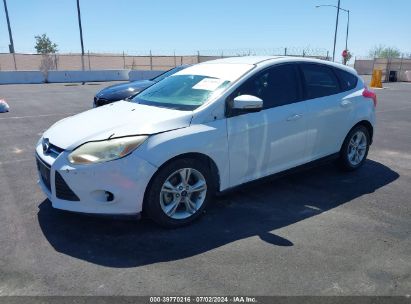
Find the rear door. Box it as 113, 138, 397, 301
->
226, 64, 308, 187
299, 63, 353, 161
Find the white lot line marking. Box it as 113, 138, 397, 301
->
0, 158, 33, 165
0, 112, 76, 120
12, 147, 24, 154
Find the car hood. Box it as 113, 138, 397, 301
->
43, 101, 193, 150
97, 80, 154, 99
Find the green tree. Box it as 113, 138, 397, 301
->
34, 34, 58, 54
369, 45, 401, 58
34, 34, 58, 82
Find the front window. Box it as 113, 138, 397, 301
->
132, 74, 231, 110
231, 64, 302, 109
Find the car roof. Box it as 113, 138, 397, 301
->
205, 56, 284, 65
204, 56, 357, 75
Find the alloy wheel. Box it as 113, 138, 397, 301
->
347, 130, 367, 166
159, 168, 207, 220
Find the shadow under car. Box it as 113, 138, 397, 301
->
37, 159, 399, 268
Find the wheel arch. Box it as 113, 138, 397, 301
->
353, 120, 374, 144
142, 152, 221, 213
341, 120, 374, 151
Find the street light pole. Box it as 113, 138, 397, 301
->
345, 10, 350, 51
332, 0, 341, 62
2, 0, 15, 53
76, 0, 85, 70
316, 3, 350, 61
2, 0, 17, 69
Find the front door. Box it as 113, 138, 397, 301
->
226, 64, 308, 187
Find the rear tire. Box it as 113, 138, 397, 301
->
338, 125, 370, 171
145, 158, 214, 228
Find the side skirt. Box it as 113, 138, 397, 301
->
217, 153, 340, 196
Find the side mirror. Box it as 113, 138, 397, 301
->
232, 95, 263, 111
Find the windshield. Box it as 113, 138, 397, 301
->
151, 66, 185, 82
132, 63, 254, 110
132, 74, 231, 110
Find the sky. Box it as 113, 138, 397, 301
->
0, 0, 410, 60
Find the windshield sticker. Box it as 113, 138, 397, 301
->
192, 78, 225, 91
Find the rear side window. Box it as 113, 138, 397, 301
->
300, 64, 340, 99
334, 68, 358, 91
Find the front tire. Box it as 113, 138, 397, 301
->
338, 125, 370, 171
145, 158, 214, 228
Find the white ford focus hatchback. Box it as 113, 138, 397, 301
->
36, 56, 376, 227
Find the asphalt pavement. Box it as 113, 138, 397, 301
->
0, 81, 410, 295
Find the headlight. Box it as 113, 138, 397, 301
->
68, 136, 148, 165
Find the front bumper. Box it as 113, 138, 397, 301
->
93, 96, 113, 107
35, 142, 157, 215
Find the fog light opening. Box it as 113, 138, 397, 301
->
105, 191, 114, 202
90, 190, 116, 203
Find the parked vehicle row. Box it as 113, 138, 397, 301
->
36, 56, 376, 227
93, 65, 191, 107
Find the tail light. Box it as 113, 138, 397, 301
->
362, 86, 377, 107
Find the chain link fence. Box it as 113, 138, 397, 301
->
0, 48, 330, 71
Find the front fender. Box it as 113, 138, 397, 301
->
134, 120, 230, 191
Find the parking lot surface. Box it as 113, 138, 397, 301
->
0, 81, 410, 295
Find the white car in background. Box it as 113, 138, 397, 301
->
36, 56, 376, 227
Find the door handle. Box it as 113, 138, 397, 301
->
286, 114, 302, 121
340, 100, 352, 107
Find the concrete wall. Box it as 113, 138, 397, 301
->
0, 69, 167, 84
0, 71, 44, 84
354, 60, 374, 75
354, 58, 411, 82
399, 71, 411, 82
47, 70, 130, 83
128, 70, 164, 81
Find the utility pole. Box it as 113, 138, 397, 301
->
2, 0, 17, 69
2, 0, 14, 53
345, 9, 350, 52
332, 0, 341, 62
76, 0, 85, 70
316, 3, 350, 62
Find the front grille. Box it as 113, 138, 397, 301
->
48, 143, 64, 155
55, 171, 80, 201
44, 142, 64, 158
36, 156, 51, 192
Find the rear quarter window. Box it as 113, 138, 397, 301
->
334, 68, 358, 92
300, 63, 340, 99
